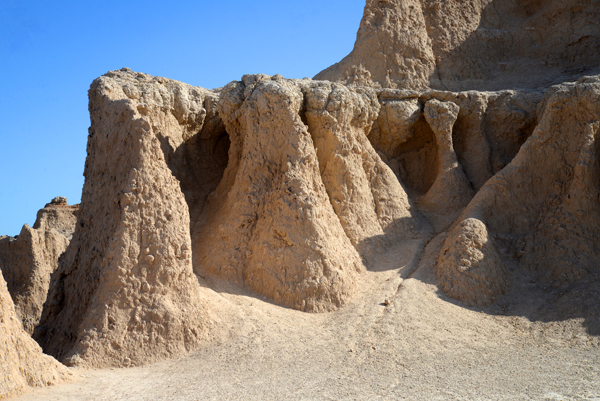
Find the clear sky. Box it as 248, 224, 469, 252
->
0, 0, 364, 236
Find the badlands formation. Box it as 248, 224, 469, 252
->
3, 0, 600, 399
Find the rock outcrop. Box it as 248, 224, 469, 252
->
0, 198, 77, 333
0, 270, 72, 399
17, 0, 600, 378
418, 99, 473, 216
315, 0, 600, 308
303, 80, 422, 252
437, 218, 508, 306
34, 70, 218, 368
33, 67, 430, 369
33, 197, 78, 239
194, 75, 424, 312
316, 0, 600, 91
193, 75, 365, 312
368, 88, 541, 208
438, 76, 600, 306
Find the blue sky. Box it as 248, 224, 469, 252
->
0, 1, 364, 235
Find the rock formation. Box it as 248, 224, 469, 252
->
34, 70, 218, 368
0, 270, 71, 399
4, 0, 595, 385
366, 88, 541, 225
418, 99, 473, 216
194, 75, 424, 312
439, 76, 600, 306
194, 75, 366, 312
31, 66, 430, 368
0, 197, 77, 333
302, 80, 423, 251
33, 197, 78, 239
437, 218, 508, 306
34, 73, 600, 367
316, 0, 600, 307
316, 0, 600, 91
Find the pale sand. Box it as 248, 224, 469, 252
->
14, 238, 600, 400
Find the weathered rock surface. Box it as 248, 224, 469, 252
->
438, 76, 600, 306
33, 197, 78, 239
313, 0, 600, 309
419, 99, 473, 216
35, 69, 218, 368
316, 0, 600, 91
194, 76, 364, 312
316, 0, 436, 90
20, 0, 600, 374
303, 80, 423, 253
31, 70, 428, 369
437, 218, 508, 306
194, 74, 425, 312
44, 67, 582, 323
0, 198, 77, 333
369, 88, 541, 201
0, 270, 72, 399
3, 1, 600, 397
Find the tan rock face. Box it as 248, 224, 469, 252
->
194, 75, 365, 312
33, 69, 430, 370
33, 197, 78, 239
438, 218, 508, 307
194, 74, 424, 311
314, 0, 600, 309
316, 0, 436, 90
34, 69, 217, 368
27, 58, 600, 372
302, 81, 423, 255
0, 270, 72, 399
34, 70, 427, 368
419, 99, 473, 216
369, 88, 541, 201
438, 76, 600, 305
0, 199, 77, 334
316, 0, 600, 91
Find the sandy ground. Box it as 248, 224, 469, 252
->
13, 238, 600, 400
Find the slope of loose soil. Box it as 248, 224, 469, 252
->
13, 238, 600, 400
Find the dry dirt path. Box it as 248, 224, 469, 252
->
14, 239, 600, 400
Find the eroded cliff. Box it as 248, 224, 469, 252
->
316, 0, 600, 91
3, 1, 598, 391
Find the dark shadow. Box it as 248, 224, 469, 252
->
412, 236, 600, 338
371, 90, 542, 200
481, 92, 539, 174
157, 110, 230, 227
355, 213, 432, 275
391, 114, 439, 198
361, 134, 600, 338
194, 269, 297, 312
426, 0, 600, 92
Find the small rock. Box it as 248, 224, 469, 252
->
51, 196, 68, 205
